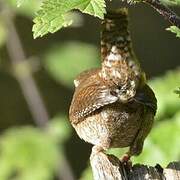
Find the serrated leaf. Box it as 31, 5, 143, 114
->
77, 0, 106, 19
33, 0, 106, 38
166, 26, 180, 38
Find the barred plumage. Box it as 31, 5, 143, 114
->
69, 8, 157, 158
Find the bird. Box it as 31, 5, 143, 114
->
69, 8, 157, 161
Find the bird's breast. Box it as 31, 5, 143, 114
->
73, 101, 144, 149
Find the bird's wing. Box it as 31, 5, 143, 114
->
69, 79, 118, 125
74, 68, 100, 87
134, 84, 157, 114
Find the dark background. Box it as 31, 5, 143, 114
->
0, 1, 179, 178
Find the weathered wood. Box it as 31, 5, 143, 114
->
90, 150, 180, 180
164, 162, 180, 180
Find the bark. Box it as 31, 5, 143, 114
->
90, 150, 180, 180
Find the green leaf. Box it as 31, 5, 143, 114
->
174, 87, 180, 97
0, 127, 59, 180
77, 0, 106, 19
166, 26, 180, 38
44, 41, 100, 88
32, 0, 106, 38
0, 119, 71, 180
160, 0, 180, 6
149, 69, 180, 120
17, 0, 27, 7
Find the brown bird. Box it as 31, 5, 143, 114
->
69, 8, 157, 161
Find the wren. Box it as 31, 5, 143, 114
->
69, 8, 157, 160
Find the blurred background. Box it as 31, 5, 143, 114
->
0, 0, 180, 179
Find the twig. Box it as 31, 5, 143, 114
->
5, 13, 49, 129
3, 7, 75, 180
142, 0, 180, 28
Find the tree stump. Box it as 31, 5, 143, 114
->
90, 150, 180, 180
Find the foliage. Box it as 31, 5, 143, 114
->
133, 112, 180, 165
0, 116, 71, 180
166, 26, 180, 38
16, 0, 28, 7
174, 87, 180, 97
31, 0, 180, 38
3, 0, 180, 38
148, 69, 180, 120
32, 0, 106, 38
161, 0, 180, 6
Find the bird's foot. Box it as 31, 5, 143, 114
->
121, 153, 130, 162
120, 153, 132, 170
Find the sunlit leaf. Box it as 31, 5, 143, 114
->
32, 0, 106, 38
149, 69, 180, 120
160, 0, 180, 6
0, 127, 58, 179
133, 112, 180, 166
166, 26, 180, 38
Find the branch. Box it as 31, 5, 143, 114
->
142, 0, 180, 28
2, 5, 75, 180
90, 150, 180, 180
5, 12, 49, 129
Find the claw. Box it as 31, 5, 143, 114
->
121, 153, 132, 170
121, 153, 130, 162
